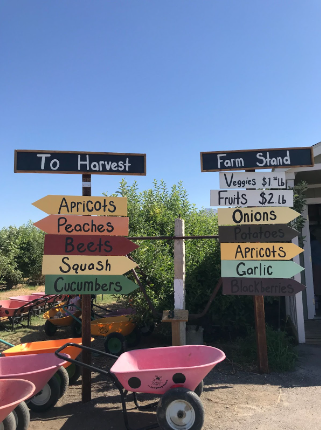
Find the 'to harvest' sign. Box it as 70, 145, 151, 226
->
14, 150, 146, 175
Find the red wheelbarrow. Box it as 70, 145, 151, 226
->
0, 379, 35, 430
0, 353, 69, 413
56, 343, 225, 430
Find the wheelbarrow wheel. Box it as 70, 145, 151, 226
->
0, 412, 16, 430
71, 318, 82, 337
139, 322, 155, 337
27, 374, 60, 412
157, 387, 204, 430
194, 380, 204, 397
12, 401, 30, 430
54, 366, 69, 398
44, 320, 57, 336
67, 362, 82, 385
125, 327, 141, 348
104, 332, 125, 355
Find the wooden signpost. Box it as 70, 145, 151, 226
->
210, 189, 293, 207
43, 235, 138, 255
42, 255, 137, 275
15, 150, 146, 175
218, 225, 298, 243
221, 261, 304, 278
32, 195, 127, 216
221, 242, 303, 260
34, 215, 129, 235
201, 147, 313, 172
201, 145, 312, 374
222, 277, 306, 296
219, 171, 286, 189
217, 206, 300, 226
45, 275, 140, 295
16, 148, 146, 403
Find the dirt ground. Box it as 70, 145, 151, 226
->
2, 287, 321, 430
27, 339, 321, 430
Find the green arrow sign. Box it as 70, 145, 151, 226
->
45, 275, 139, 295
221, 260, 304, 278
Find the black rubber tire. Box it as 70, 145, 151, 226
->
104, 332, 125, 355
12, 401, 30, 430
71, 318, 82, 337
139, 322, 155, 337
125, 327, 141, 347
67, 362, 82, 385
44, 320, 57, 336
157, 387, 204, 430
0, 413, 16, 430
194, 380, 204, 397
54, 366, 69, 398
27, 374, 60, 412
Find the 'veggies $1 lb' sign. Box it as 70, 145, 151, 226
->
15, 150, 146, 175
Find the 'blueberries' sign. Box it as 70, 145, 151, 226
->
14, 150, 146, 175
201, 147, 313, 172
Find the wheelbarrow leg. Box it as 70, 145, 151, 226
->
132, 392, 159, 410
120, 391, 159, 430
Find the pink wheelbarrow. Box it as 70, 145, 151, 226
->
0, 353, 68, 413
56, 343, 226, 430
0, 379, 35, 430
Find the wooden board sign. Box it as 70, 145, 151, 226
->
44, 235, 138, 256
34, 215, 129, 235
221, 260, 304, 278
221, 243, 303, 261
210, 190, 293, 207
218, 225, 298, 243
201, 147, 313, 172
32, 195, 127, 216
222, 277, 306, 296
218, 207, 300, 226
219, 172, 286, 189
45, 275, 139, 295
42, 255, 137, 275
14, 150, 146, 175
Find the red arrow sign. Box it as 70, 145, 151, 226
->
44, 235, 139, 256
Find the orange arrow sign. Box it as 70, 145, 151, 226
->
32, 195, 127, 216
34, 215, 129, 235
221, 243, 303, 260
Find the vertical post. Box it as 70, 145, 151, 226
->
82, 173, 92, 402
173, 218, 186, 345
247, 168, 269, 373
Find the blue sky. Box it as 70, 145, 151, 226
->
1, 0, 321, 228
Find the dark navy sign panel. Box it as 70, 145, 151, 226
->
14, 150, 146, 175
201, 147, 313, 172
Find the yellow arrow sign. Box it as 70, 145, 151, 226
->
221, 243, 303, 261
32, 195, 127, 216
42, 255, 137, 275
218, 207, 300, 226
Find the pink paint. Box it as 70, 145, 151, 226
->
0, 379, 35, 422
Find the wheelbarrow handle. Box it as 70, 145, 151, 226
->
55, 342, 119, 377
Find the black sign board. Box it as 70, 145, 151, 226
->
201, 147, 313, 172
219, 225, 298, 243
222, 277, 305, 296
14, 150, 146, 175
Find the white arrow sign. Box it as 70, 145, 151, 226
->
210, 190, 293, 207
219, 172, 286, 189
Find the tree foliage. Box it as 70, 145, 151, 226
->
0, 222, 44, 288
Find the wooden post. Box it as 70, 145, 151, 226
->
173, 218, 186, 345
82, 173, 92, 402
246, 168, 269, 373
